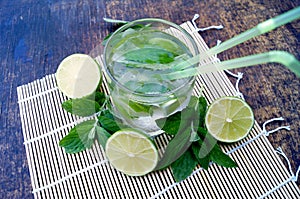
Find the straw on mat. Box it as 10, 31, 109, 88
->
17, 21, 300, 199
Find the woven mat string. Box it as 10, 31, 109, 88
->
191, 13, 223, 33
258, 147, 299, 199
227, 117, 289, 154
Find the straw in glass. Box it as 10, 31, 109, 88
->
162, 51, 300, 80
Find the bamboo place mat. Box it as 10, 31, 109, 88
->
17, 22, 300, 199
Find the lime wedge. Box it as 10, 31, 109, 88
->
105, 129, 158, 176
56, 54, 101, 98
205, 96, 254, 143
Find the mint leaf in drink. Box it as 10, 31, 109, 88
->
98, 109, 121, 133
137, 83, 169, 93
171, 149, 198, 182
210, 144, 238, 168
128, 100, 151, 113
59, 120, 98, 154
124, 48, 176, 65
95, 126, 111, 149
62, 98, 101, 117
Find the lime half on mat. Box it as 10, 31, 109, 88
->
56, 54, 101, 98
205, 96, 254, 143
105, 129, 158, 176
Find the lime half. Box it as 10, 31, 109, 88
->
56, 54, 101, 98
205, 96, 254, 143
105, 129, 158, 176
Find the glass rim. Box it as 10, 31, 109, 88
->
103, 18, 199, 98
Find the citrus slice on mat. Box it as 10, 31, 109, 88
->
56, 54, 101, 98
205, 96, 254, 143
105, 129, 158, 176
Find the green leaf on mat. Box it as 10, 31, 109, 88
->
198, 96, 207, 126
94, 92, 107, 107
156, 111, 181, 135
155, 126, 193, 170
171, 149, 198, 182
95, 126, 111, 149
191, 141, 211, 170
59, 120, 97, 154
62, 98, 101, 117
98, 109, 121, 133
154, 96, 200, 170
210, 145, 238, 168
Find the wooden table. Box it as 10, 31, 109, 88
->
1, 0, 299, 198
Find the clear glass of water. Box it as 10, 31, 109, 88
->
103, 18, 199, 136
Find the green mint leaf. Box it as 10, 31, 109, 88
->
98, 109, 121, 133
198, 96, 207, 126
155, 126, 193, 170
124, 48, 176, 65
210, 145, 238, 168
95, 126, 111, 149
59, 120, 97, 154
197, 126, 208, 138
156, 96, 200, 136
62, 98, 101, 117
198, 130, 217, 159
136, 83, 169, 93
94, 92, 107, 106
156, 111, 181, 135
128, 100, 151, 113
191, 141, 211, 170
84, 92, 107, 106
171, 149, 198, 182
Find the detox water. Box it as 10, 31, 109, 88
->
104, 22, 197, 135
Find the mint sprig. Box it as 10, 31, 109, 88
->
59, 91, 121, 153
156, 96, 238, 182
155, 96, 200, 170
59, 120, 99, 153
171, 149, 198, 182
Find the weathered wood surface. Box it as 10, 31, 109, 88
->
1, 0, 299, 198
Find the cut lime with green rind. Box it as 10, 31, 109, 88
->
56, 54, 101, 99
205, 96, 254, 143
105, 128, 159, 176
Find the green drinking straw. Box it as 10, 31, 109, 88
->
163, 51, 300, 80
170, 6, 300, 77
